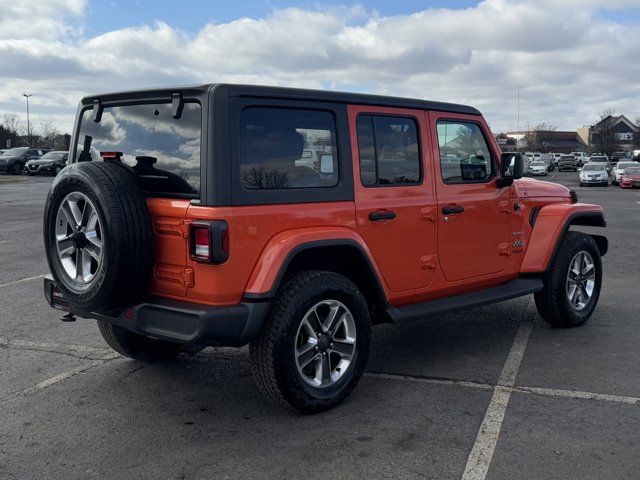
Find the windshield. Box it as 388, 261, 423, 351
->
617, 162, 635, 170
41, 152, 65, 160
561, 156, 574, 161
75, 102, 201, 195
583, 164, 605, 171
1, 147, 27, 156
590, 157, 607, 162
531, 161, 545, 166
624, 167, 640, 175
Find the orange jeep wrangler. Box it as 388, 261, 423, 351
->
43, 84, 607, 412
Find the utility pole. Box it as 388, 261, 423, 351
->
517, 84, 520, 151
23, 93, 32, 146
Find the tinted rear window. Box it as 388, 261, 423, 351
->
75, 102, 201, 196
239, 107, 339, 190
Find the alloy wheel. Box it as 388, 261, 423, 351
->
54, 191, 103, 287
566, 250, 596, 311
294, 299, 357, 388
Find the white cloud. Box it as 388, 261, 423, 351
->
0, 0, 640, 133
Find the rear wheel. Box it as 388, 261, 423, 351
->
98, 321, 183, 361
250, 270, 371, 413
535, 232, 602, 328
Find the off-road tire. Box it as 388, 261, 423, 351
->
250, 270, 371, 413
98, 321, 182, 361
43, 161, 153, 312
535, 231, 602, 328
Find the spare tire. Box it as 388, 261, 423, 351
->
43, 161, 153, 312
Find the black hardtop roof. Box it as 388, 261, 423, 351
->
82, 83, 481, 116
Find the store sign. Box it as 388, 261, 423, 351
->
616, 132, 633, 142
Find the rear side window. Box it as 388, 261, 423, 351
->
436, 121, 494, 183
239, 107, 338, 189
356, 115, 421, 186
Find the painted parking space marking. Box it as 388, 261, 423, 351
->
0, 274, 47, 289
0, 355, 118, 405
0, 337, 113, 359
514, 386, 640, 406
460, 301, 535, 480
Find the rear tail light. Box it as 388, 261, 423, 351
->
189, 221, 229, 264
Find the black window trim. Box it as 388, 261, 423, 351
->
356, 112, 424, 188
436, 118, 497, 185
228, 97, 354, 206
70, 97, 205, 201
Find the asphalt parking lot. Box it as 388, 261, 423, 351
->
1, 171, 639, 480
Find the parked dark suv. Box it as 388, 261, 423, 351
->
25, 151, 68, 175
0, 147, 48, 175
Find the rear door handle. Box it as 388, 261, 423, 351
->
442, 205, 464, 215
369, 210, 397, 222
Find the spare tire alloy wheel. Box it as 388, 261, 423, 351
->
295, 299, 357, 388
55, 191, 103, 289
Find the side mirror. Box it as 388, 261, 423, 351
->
497, 152, 523, 187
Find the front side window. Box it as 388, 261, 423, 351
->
239, 107, 338, 189
76, 102, 201, 196
437, 121, 494, 183
356, 115, 421, 186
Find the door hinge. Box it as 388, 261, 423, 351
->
154, 219, 190, 238
420, 207, 436, 222
498, 242, 511, 256
155, 265, 194, 287
420, 254, 437, 270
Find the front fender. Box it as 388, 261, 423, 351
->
243, 227, 387, 298
520, 203, 605, 274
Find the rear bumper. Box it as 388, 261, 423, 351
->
43, 276, 270, 347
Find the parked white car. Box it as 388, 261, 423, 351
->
579, 163, 609, 187
529, 160, 548, 176
611, 160, 639, 185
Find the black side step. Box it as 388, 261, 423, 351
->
387, 277, 543, 323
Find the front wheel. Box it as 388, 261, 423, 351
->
11, 164, 22, 175
535, 231, 602, 328
250, 270, 371, 413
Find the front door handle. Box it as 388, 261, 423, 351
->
369, 210, 397, 222
442, 205, 464, 215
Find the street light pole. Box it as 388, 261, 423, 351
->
23, 93, 32, 145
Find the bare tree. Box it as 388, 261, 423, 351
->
2, 113, 25, 136
591, 109, 620, 156
523, 122, 557, 152
38, 120, 59, 149
0, 113, 25, 148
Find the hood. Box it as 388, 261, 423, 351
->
26, 158, 50, 166
515, 178, 571, 199
0, 155, 19, 161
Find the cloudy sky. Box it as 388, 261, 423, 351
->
1, 0, 640, 134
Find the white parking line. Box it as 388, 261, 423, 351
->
461, 301, 535, 480
364, 372, 493, 391
0, 274, 47, 289
0, 355, 118, 404
0, 337, 113, 358
514, 386, 640, 406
